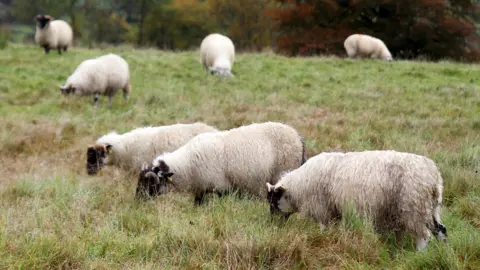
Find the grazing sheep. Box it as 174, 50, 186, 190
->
86, 123, 218, 175
60, 53, 131, 107
200, 33, 235, 77
344, 34, 393, 61
266, 150, 447, 251
136, 122, 306, 204
34, 15, 73, 55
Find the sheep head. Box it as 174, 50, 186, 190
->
266, 183, 293, 219
60, 84, 76, 95
86, 143, 111, 175
208, 67, 234, 78
35, 15, 53, 29
135, 162, 172, 200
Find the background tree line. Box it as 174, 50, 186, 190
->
1, 0, 479, 61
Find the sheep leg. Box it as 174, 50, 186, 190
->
432, 222, 448, 244
93, 94, 99, 107
63, 46, 68, 52
57, 47, 62, 55
194, 192, 207, 206
123, 84, 131, 100
432, 209, 448, 244
108, 96, 113, 107
395, 231, 404, 248
43, 45, 50, 54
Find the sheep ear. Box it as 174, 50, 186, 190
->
162, 172, 174, 182
266, 182, 275, 192
158, 160, 169, 172
141, 162, 149, 171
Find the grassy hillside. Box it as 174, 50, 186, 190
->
0, 43, 479, 269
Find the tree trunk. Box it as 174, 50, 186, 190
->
69, 0, 80, 45
137, 0, 147, 47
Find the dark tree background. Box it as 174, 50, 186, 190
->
1, 0, 479, 61
267, 0, 480, 61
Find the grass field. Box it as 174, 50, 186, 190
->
0, 43, 479, 269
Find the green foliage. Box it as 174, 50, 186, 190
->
0, 45, 479, 268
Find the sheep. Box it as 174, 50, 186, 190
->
200, 33, 235, 77
344, 34, 393, 61
86, 122, 218, 176
60, 53, 131, 107
34, 15, 73, 55
135, 122, 306, 204
266, 150, 447, 251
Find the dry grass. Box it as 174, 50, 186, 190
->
0, 43, 479, 269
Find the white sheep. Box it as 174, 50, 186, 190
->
136, 122, 306, 204
200, 33, 235, 77
266, 150, 447, 251
344, 34, 393, 61
34, 15, 73, 55
60, 53, 131, 107
86, 122, 218, 175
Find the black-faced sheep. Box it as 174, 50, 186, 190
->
267, 150, 447, 251
86, 123, 218, 176
34, 15, 73, 55
135, 122, 306, 204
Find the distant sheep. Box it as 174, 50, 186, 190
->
60, 53, 131, 107
34, 15, 73, 55
267, 150, 447, 251
86, 123, 218, 175
344, 34, 392, 61
136, 122, 306, 204
200, 33, 235, 77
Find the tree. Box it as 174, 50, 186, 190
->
267, 0, 480, 61
209, 0, 278, 51
137, 0, 147, 46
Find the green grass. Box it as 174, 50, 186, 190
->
0, 43, 479, 269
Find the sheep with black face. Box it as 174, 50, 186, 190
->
138, 122, 306, 205
266, 150, 447, 251
86, 123, 218, 176
34, 14, 73, 55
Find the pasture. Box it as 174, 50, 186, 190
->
0, 44, 479, 269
